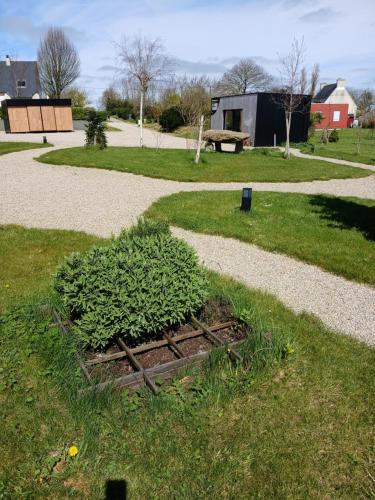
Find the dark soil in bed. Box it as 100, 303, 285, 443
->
82, 298, 248, 382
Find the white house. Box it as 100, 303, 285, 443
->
313, 79, 357, 116
0, 55, 41, 106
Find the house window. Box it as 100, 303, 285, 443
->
17, 80, 26, 88
223, 109, 242, 132
333, 110, 340, 122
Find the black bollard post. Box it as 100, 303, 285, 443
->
240, 187, 252, 212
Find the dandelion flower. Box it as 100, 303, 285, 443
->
68, 445, 78, 457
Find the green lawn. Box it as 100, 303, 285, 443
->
37, 146, 372, 182
296, 127, 375, 165
146, 191, 375, 285
0, 225, 374, 498
0, 141, 51, 156
0, 225, 102, 313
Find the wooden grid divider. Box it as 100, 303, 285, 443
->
50, 308, 243, 395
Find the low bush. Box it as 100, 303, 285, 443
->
115, 107, 133, 120
361, 118, 375, 129
329, 129, 339, 142
106, 98, 134, 118
54, 220, 208, 349
159, 106, 185, 132
72, 106, 95, 120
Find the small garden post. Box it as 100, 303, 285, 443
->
195, 114, 204, 164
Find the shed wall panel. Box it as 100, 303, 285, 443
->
54, 106, 73, 131
27, 106, 43, 131
41, 106, 57, 131
254, 94, 311, 146
211, 95, 257, 145
8, 107, 29, 133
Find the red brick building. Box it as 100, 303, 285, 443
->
311, 102, 351, 129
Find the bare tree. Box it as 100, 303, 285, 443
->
300, 67, 308, 94
117, 36, 172, 147
277, 38, 306, 158
216, 58, 272, 95
357, 89, 374, 116
309, 63, 320, 97
38, 27, 80, 98
178, 75, 211, 126
195, 114, 205, 164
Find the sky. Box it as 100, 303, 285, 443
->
0, 0, 374, 104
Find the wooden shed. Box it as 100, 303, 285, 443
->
2, 99, 73, 133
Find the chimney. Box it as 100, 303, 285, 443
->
5, 55, 10, 66
337, 78, 346, 88
320, 82, 328, 90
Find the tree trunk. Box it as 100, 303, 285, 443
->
357, 125, 362, 155
195, 115, 205, 164
139, 89, 144, 148
285, 112, 291, 159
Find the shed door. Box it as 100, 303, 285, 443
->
41, 106, 57, 131
54, 106, 73, 131
27, 106, 43, 132
7, 107, 29, 133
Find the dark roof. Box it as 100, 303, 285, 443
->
313, 83, 336, 103
212, 91, 310, 99
3, 98, 71, 107
0, 61, 40, 98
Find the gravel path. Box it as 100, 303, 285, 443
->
1, 125, 375, 345
172, 227, 375, 345
289, 147, 375, 172
1, 147, 375, 237
0, 119, 190, 150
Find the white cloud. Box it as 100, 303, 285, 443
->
1, 0, 374, 104
0, 15, 86, 42
300, 8, 343, 23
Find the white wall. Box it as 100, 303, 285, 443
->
325, 85, 357, 116
0, 93, 11, 106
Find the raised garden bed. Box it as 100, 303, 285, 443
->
51, 299, 250, 395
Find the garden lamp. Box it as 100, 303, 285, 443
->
241, 188, 252, 212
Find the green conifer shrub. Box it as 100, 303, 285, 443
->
55, 220, 208, 349
328, 129, 339, 142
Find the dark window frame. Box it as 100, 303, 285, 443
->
223, 109, 242, 132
